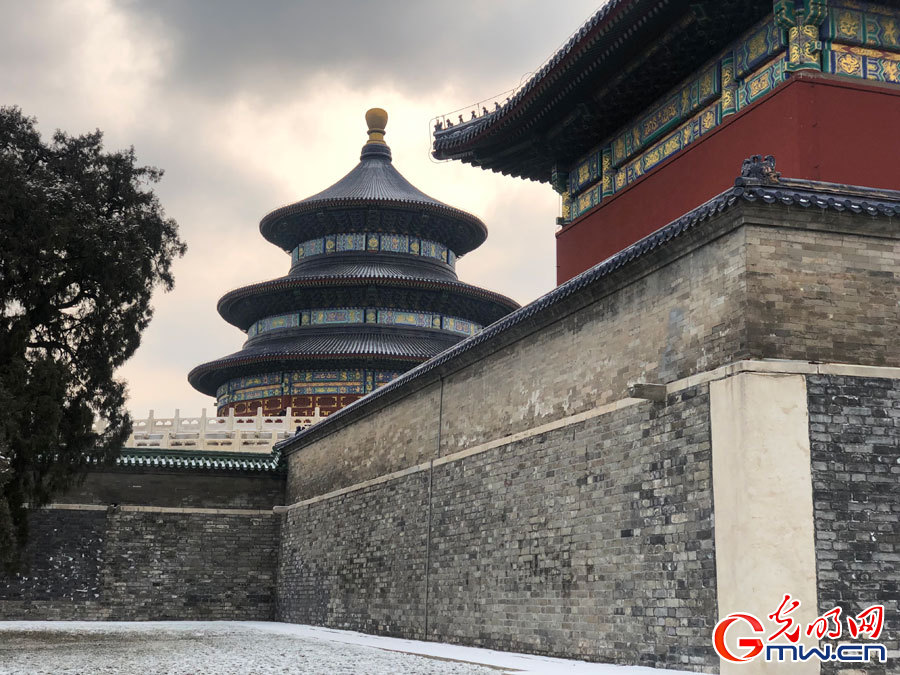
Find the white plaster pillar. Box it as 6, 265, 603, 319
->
710, 372, 819, 674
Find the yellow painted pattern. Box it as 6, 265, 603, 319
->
838, 11, 862, 40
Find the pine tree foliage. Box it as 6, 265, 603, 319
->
0, 107, 186, 569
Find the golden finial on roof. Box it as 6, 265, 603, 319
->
365, 108, 388, 145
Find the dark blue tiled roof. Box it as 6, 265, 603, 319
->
260, 141, 487, 254
432, 1, 788, 181
433, 0, 628, 151
298, 144, 450, 205
188, 329, 458, 396
214, 330, 455, 363
216, 273, 520, 330
290, 259, 457, 282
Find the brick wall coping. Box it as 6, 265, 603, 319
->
277, 161, 900, 458
36, 503, 274, 516
273, 358, 900, 513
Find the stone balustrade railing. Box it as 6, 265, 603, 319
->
93, 408, 325, 452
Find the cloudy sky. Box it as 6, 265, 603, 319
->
3, 0, 603, 418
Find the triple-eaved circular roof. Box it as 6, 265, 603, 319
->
188, 109, 519, 404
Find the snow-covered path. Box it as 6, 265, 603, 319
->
0, 621, 697, 675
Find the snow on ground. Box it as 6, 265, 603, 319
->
0, 621, 698, 675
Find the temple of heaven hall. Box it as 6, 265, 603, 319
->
189, 109, 519, 417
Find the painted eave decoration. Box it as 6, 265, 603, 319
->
432, 0, 900, 186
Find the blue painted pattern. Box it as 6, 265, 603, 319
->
247, 307, 483, 338
310, 309, 364, 325
336, 233, 365, 252
291, 232, 455, 268
379, 233, 409, 253
823, 2, 900, 50
560, 3, 900, 224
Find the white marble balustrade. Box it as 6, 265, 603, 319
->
93, 408, 325, 452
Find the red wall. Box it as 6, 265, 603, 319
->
556, 74, 900, 283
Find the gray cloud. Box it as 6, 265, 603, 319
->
2, 0, 605, 415
119, 0, 604, 104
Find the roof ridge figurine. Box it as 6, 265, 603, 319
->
735, 155, 781, 186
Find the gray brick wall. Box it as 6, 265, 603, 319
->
287, 382, 442, 502
747, 222, 900, 367
64, 470, 285, 509
428, 386, 715, 671
808, 375, 900, 674
0, 508, 278, 620
277, 386, 716, 671
286, 223, 749, 504
277, 474, 430, 636
101, 511, 277, 620
0, 510, 106, 609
